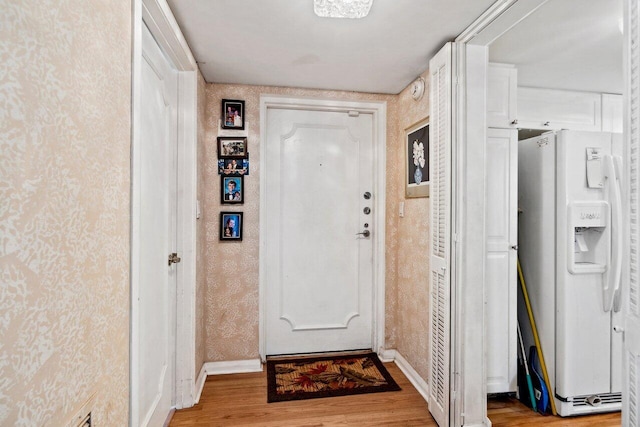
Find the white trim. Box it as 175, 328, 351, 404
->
393, 352, 430, 404
194, 364, 208, 404
193, 360, 264, 404
378, 348, 397, 363
174, 70, 198, 410
131, 0, 199, 422
452, 2, 550, 427
259, 95, 387, 361
459, 0, 549, 45
141, 0, 196, 71
203, 359, 264, 375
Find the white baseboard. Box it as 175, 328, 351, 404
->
392, 351, 430, 404
378, 348, 397, 363
194, 364, 208, 404
194, 359, 263, 404
204, 359, 263, 375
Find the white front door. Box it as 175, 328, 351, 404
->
264, 107, 374, 355
136, 24, 178, 426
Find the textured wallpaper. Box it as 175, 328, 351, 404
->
195, 70, 207, 378
394, 71, 431, 381
0, 0, 131, 425
202, 84, 398, 361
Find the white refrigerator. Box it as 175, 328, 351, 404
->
518, 130, 623, 416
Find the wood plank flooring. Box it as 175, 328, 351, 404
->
170, 363, 622, 426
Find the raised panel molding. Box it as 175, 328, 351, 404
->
517, 87, 602, 131
487, 63, 517, 128
280, 311, 360, 331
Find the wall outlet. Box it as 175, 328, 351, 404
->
399, 201, 405, 218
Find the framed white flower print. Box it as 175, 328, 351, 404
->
406, 118, 429, 198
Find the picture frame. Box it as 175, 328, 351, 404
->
406, 118, 430, 198
221, 176, 244, 204
219, 157, 249, 176
221, 99, 245, 130
220, 212, 243, 241
217, 137, 247, 158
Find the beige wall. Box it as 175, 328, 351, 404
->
394, 71, 431, 380
0, 0, 131, 425
195, 70, 207, 377
201, 79, 431, 381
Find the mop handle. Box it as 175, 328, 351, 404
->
517, 258, 558, 416
517, 323, 530, 375
517, 321, 537, 412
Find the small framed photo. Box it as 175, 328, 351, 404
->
221, 176, 244, 204
406, 118, 429, 198
219, 158, 249, 176
221, 99, 245, 130
217, 137, 247, 158
220, 212, 243, 241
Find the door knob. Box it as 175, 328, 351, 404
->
363, 192, 371, 200
356, 230, 370, 237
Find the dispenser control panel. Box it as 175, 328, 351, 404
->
570, 203, 607, 227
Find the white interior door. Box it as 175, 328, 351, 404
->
428, 42, 453, 427
485, 128, 518, 393
136, 24, 178, 426
264, 107, 374, 355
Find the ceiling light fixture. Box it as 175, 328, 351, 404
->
313, 0, 373, 19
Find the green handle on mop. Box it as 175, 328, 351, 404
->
526, 375, 536, 412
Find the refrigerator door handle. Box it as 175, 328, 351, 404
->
603, 154, 623, 312
613, 155, 624, 312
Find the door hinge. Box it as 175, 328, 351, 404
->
168, 252, 181, 266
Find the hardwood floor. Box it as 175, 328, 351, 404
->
170, 363, 622, 426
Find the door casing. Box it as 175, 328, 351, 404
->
448, 1, 550, 426
131, 0, 198, 422
259, 96, 387, 362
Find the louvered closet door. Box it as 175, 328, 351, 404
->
428, 42, 453, 427
624, 1, 640, 425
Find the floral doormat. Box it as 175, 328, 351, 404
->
266, 351, 401, 403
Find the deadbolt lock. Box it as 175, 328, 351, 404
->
363, 207, 371, 214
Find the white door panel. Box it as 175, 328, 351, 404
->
429, 42, 452, 427
265, 109, 373, 355
137, 24, 177, 427
485, 128, 518, 394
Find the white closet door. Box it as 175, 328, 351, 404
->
485, 128, 518, 393
624, 1, 640, 425
428, 42, 453, 427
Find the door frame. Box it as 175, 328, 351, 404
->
258, 95, 387, 361
449, 1, 550, 426
131, 0, 198, 423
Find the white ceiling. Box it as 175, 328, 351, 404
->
167, 0, 496, 94
489, 0, 623, 94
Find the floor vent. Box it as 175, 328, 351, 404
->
76, 413, 91, 427
571, 392, 622, 407
66, 394, 95, 427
